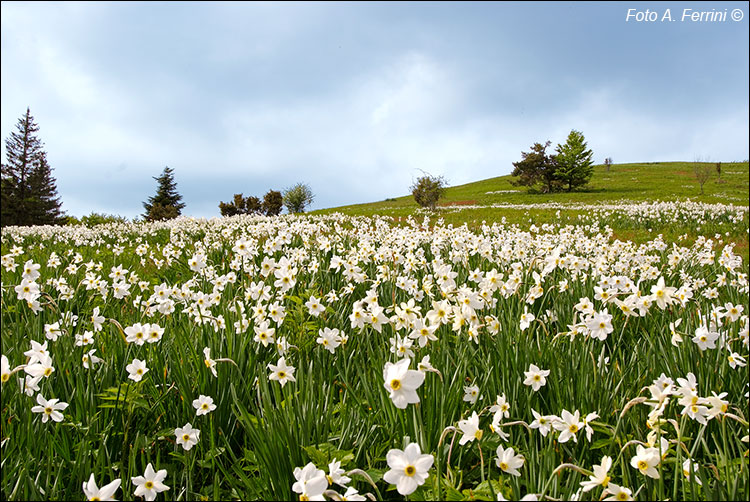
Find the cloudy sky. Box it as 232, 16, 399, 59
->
1, 1, 748, 219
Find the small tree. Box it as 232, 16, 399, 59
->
410, 173, 447, 210
604, 157, 613, 172
262, 189, 283, 216
282, 183, 315, 214
554, 130, 594, 192
716, 161, 722, 181
143, 166, 185, 221
693, 158, 712, 195
510, 141, 561, 193
1, 107, 65, 226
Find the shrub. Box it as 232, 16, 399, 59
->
219, 194, 263, 217
410, 174, 447, 210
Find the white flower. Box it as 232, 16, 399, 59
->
317, 327, 342, 354
82, 474, 121, 501
203, 347, 217, 377
31, 394, 68, 423
603, 484, 632, 501
580, 455, 612, 492
529, 409, 555, 437
523, 364, 550, 392
175, 422, 201, 451
292, 462, 328, 501
692, 324, 720, 351
192, 394, 217, 416
458, 411, 483, 445
1, 355, 12, 384
727, 351, 746, 369
145, 323, 164, 343
382, 442, 434, 495
383, 359, 425, 409
630, 445, 660, 479
124, 323, 148, 346
82, 349, 102, 369
268, 356, 296, 387
554, 409, 583, 443
495, 445, 524, 476
682, 458, 702, 486
519, 308, 535, 331
126, 359, 149, 382
327, 458, 351, 487
463, 384, 480, 404
305, 295, 326, 317
131, 463, 169, 501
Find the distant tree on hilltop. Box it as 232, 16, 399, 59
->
554, 130, 594, 192
1, 107, 65, 227
143, 166, 185, 221
510, 141, 561, 193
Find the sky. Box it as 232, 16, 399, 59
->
1, 1, 748, 219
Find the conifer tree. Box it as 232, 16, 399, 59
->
1, 108, 65, 226
142, 166, 185, 221
554, 130, 594, 192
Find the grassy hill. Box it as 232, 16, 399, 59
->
313, 161, 749, 259
316, 161, 748, 215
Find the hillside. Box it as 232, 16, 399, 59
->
315, 161, 749, 215
313, 161, 749, 259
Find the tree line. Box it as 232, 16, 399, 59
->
0, 108, 316, 227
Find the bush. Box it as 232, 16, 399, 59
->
219, 194, 263, 217
262, 190, 283, 216
410, 174, 447, 210
282, 183, 315, 214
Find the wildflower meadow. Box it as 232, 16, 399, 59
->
1, 208, 748, 501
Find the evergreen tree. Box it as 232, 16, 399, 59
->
1, 107, 65, 226
554, 130, 594, 192
142, 166, 185, 221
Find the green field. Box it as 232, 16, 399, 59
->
1, 162, 748, 502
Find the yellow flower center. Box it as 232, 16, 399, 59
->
44, 368, 53, 377
44, 407, 52, 414
145, 481, 154, 489
183, 434, 190, 441
499, 462, 508, 471
638, 460, 648, 471
390, 379, 401, 390
278, 371, 286, 379
1, 373, 9, 383
404, 465, 416, 477
533, 375, 541, 381
617, 491, 629, 501
602, 475, 610, 487
569, 424, 578, 433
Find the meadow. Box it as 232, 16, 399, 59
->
1, 167, 749, 501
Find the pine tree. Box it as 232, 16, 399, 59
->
142, 166, 185, 221
1, 108, 65, 226
554, 130, 594, 192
